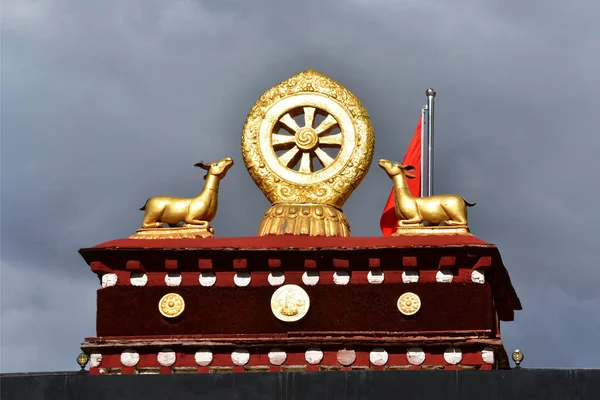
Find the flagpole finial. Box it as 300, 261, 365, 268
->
426, 88, 436, 97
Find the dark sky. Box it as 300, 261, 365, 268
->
2, 0, 599, 372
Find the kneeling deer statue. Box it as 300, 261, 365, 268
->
139, 157, 234, 229
378, 158, 475, 227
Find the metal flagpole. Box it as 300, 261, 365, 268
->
426, 88, 436, 195
420, 105, 428, 197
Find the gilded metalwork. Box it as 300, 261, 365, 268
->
258, 203, 350, 237
242, 69, 374, 236
512, 349, 524, 368
132, 157, 233, 239
159, 293, 185, 318
397, 292, 421, 316
270, 284, 310, 322
77, 353, 89, 370
378, 159, 475, 233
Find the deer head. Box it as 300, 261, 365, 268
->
378, 159, 416, 179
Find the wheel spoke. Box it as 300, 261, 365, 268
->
314, 148, 335, 167
299, 152, 312, 173
272, 133, 296, 147
315, 115, 338, 135
303, 107, 316, 128
319, 133, 343, 146
278, 146, 300, 167
279, 113, 300, 132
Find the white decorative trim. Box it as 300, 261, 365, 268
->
444, 347, 463, 365
231, 348, 250, 366
402, 270, 419, 283
268, 271, 285, 286
165, 272, 182, 287
90, 353, 102, 368
337, 349, 356, 366
137, 368, 160, 375
120, 349, 140, 367
436, 270, 453, 283
157, 349, 176, 367
268, 348, 287, 366
199, 272, 216, 287
101, 273, 118, 288
481, 347, 495, 364
195, 349, 213, 366
302, 271, 319, 286
406, 347, 425, 365
305, 348, 323, 365
233, 272, 251, 287
471, 269, 485, 284
367, 270, 384, 284
130, 272, 148, 286
369, 348, 388, 366
333, 270, 350, 285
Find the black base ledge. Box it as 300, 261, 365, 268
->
2, 369, 599, 400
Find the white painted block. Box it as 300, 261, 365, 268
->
234, 272, 251, 287
199, 272, 216, 287
165, 272, 182, 287
268, 348, 287, 365
471, 269, 485, 284
369, 348, 388, 366
406, 347, 425, 365
231, 348, 250, 366
444, 347, 463, 365
90, 353, 102, 368
268, 271, 285, 286
333, 270, 350, 285
130, 272, 148, 286
337, 349, 356, 366
482, 347, 495, 364
305, 348, 323, 365
367, 270, 384, 284
101, 273, 118, 288
120, 349, 139, 367
302, 271, 319, 286
157, 349, 176, 367
195, 349, 213, 366
436, 270, 453, 283
402, 270, 419, 283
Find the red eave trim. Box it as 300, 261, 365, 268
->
88, 234, 491, 251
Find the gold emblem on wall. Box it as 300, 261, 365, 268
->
159, 293, 185, 318
242, 69, 374, 236
270, 284, 311, 322
397, 292, 421, 316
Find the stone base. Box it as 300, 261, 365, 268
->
258, 203, 350, 237
130, 225, 214, 239
392, 225, 471, 236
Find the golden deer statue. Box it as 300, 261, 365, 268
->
139, 157, 234, 230
378, 159, 475, 229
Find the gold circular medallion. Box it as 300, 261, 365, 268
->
159, 293, 185, 318
270, 284, 310, 322
397, 292, 421, 316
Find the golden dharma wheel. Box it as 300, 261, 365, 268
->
241, 69, 374, 208
242, 70, 374, 236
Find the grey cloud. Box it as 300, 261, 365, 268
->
2, 0, 599, 371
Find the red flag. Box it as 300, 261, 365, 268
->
380, 115, 422, 236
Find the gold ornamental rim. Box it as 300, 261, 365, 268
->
241, 69, 374, 208
397, 292, 421, 316
270, 284, 311, 323
159, 292, 185, 318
